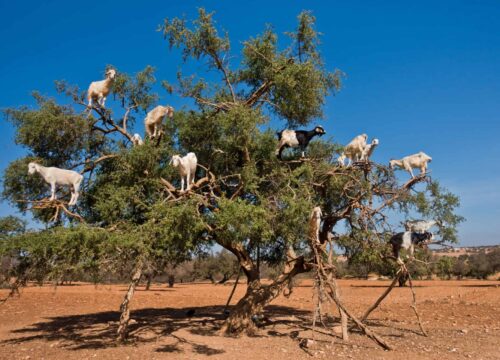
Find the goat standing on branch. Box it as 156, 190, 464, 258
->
144, 105, 174, 139
170, 152, 197, 192
28, 162, 83, 206
389, 152, 432, 178
405, 219, 437, 233
360, 138, 379, 161
337, 133, 368, 166
309, 207, 322, 244
275, 126, 326, 160
87, 69, 116, 108
389, 231, 434, 265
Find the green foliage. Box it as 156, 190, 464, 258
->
192, 250, 239, 283
112, 65, 158, 112
0, 216, 26, 238
3, 93, 95, 164
161, 8, 341, 126
161, 8, 230, 64
465, 249, 499, 279
411, 180, 465, 243
435, 256, 455, 279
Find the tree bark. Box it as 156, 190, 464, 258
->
145, 273, 152, 290
168, 274, 175, 288
221, 254, 309, 335
117, 264, 143, 342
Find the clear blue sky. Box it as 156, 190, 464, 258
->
1, 0, 499, 246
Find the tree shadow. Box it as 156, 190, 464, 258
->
349, 284, 425, 288
1, 304, 311, 353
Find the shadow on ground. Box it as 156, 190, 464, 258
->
1, 305, 311, 354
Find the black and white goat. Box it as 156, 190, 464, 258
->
389, 231, 433, 265
275, 126, 326, 160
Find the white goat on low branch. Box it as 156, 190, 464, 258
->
87, 69, 116, 108
337, 134, 368, 166
170, 153, 197, 192
144, 105, 174, 139
389, 152, 432, 178
28, 162, 83, 206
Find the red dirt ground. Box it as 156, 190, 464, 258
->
0, 279, 499, 360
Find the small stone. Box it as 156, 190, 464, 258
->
129, 319, 138, 325
460, 329, 468, 334
300, 339, 316, 349
332, 325, 343, 334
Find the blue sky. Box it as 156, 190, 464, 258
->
0, 0, 499, 246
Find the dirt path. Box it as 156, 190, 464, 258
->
0, 279, 499, 359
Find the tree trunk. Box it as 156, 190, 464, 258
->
168, 274, 175, 288
117, 264, 143, 342
217, 273, 229, 284
334, 285, 349, 341
145, 274, 152, 290
221, 254, 309, 335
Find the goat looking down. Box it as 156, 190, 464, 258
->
275, 126, 326, 160
389, 231, 433, 265
405, 219, 437, 233
360, 138, 379, 161
28, 162, 83, 206
170, 152, 197, 192
131, 133, 144, 146
389, 152, 432, 178
145, 105, 174, 139
337, 133, 368, 166
87, 69, 116, 108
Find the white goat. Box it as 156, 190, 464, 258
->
28, 162, 83, 206
389, 152, 432, 178
360, 138, 379, 161
170, 152, 197, 192
87, 69, 116, 108
131, 133, 144, 146
405, 220, 437, 233
144, 105, 174, 139
337, 134, 368, 166
308, 206, 323, 244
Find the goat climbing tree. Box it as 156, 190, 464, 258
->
1, 8, 463, 348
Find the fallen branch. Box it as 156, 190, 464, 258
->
407, 271, 428, 337
223, 266, 242, 315
361, 270, 402, 322
308, 221, 392, 350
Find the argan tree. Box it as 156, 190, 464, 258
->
1, 9, 462, 345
